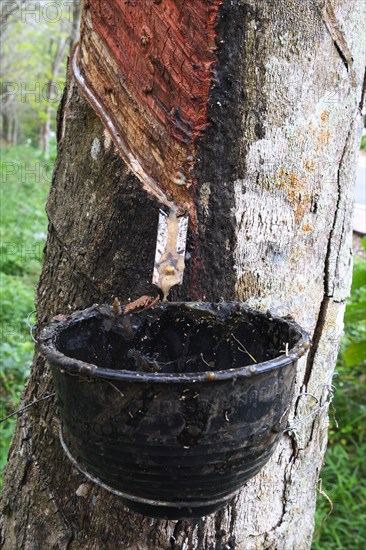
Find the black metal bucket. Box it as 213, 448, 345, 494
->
39, 302, 309, 519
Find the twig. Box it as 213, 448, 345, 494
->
312, 478, 334, 541
231, 334, 257, 363
0, 393, 56, 424
104, 380, 125, 399
26, 310, 37, 343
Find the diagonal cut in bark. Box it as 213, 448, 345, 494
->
74, 0, 223, 220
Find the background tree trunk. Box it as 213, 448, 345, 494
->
40, 0, 81, 156
1, 1, 365, 549
41, 37, 69, 157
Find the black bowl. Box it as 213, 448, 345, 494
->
40, 302, 310, 519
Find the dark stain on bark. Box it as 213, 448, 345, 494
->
228, 496, 238, 549
175, 1, 268, 303
214, 508, 226, 549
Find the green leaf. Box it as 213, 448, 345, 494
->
361, 135, 366, 152
344, 341, 366, 367
344, 301, 366, 324
362, 236, 366, 253
351, 258, 366, 291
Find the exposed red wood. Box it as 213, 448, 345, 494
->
75, 0, 222, 215
90, 0, 221, 143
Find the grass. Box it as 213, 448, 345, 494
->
0, 146, 365, 546
0, 144, 52, 486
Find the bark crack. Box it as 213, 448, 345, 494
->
325, 121, 354, 298
319, 1, 357, 86
303, 297, 331, 389
301, 119, 353, 390
359, 66, 366, 113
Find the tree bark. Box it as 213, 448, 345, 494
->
1, 1, 365, 549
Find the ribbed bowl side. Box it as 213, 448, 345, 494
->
52, 358, 296, 505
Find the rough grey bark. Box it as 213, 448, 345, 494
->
1, 1, 365, 549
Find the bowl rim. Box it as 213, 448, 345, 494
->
39, 302, 311, 383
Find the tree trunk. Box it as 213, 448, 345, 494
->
40, 0, 81, 156
41, 37, 70, 157
69, 1, 82, 49
11, 113, 19, 145
1, 112, 11, 143
1, 1, 365, 549
1, 109, 18, 145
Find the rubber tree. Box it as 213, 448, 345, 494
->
1, 1, 365, 548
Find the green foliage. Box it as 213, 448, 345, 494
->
360, 134, 366, 152
313, 247, 366, 548
0, 145, 49, 489
342, 254, 366, 368
1, 13, 70, 146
